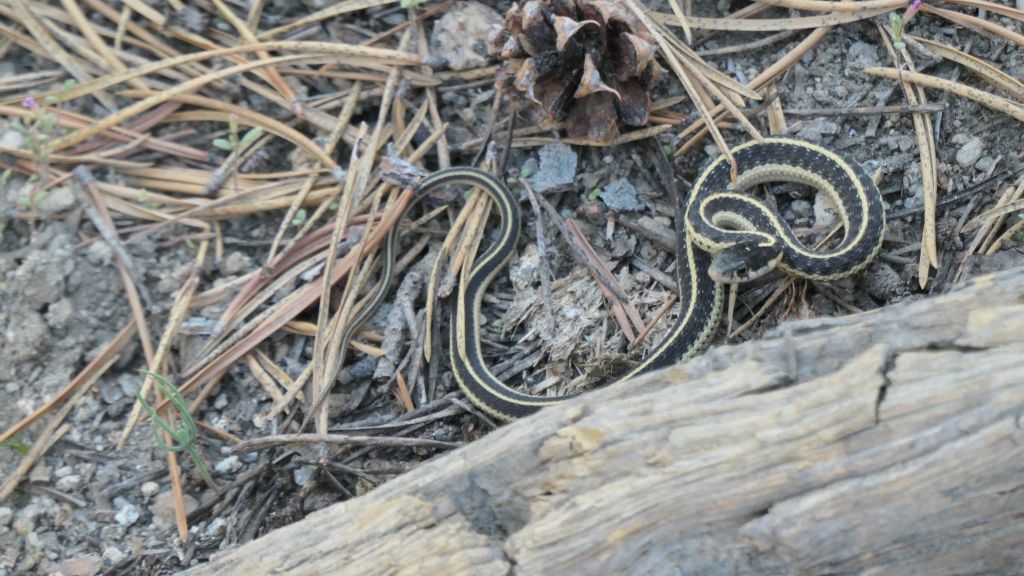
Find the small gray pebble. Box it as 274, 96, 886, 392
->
528, 143, 577, 193
99, 379, 125, 404
204, 517, 228, 539
790, 199, 812, 219
0, 129, 25, 150
294, 465, 316, 486
814, 193, 839, 229
215, 455, 242, 474
114, 503, 140, 527
213, 393, 229, 410
56, 475, 82, 491
140, 481, 160, 498
29, 463, 52, 483
955, 137, 984, 168
599, 179, 645, 213
0, 506, 13, 527
103, 546, 126, 565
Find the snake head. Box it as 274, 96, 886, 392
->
709, 240, 783, 284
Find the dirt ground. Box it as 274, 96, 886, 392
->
1, 0, 1023, 574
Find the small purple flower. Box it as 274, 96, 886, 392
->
21, 96, 37, 109
904, 0, 923, 20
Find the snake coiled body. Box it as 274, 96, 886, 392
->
375, 137, 884, 421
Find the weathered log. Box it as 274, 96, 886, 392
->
187, 267, 1024, 575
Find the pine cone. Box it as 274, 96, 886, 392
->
490, 0, 663, 144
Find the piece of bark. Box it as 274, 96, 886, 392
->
186, 267, 1024, 576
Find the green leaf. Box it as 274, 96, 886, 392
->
212, 138, 234, 151
63, 79, 77, 93
239, 126, 264, 148
588, 187, 602, 201
136, 371, 216, 489
1, 437, 30, 455
888, 12, 903, 41
292, 209, 308, 226
38, 114, 56, 134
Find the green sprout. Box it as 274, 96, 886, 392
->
213, 114, 263, 152
588, 187, 602, 202
889, 0, 923, 50
138, 188, 160, 210
136, 371, 216, 489
1, 437, 30, 455
291, 208, 308, 227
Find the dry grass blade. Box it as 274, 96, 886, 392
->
59, 0, 148, 91
157, 190, 416, 418
0, 104, 209, 160
209, 0, 297, 112
267, 82, 363, 267
72, 168, 157, 359
876, 24, 938, 287
311, 125, 368, 430
0, 322, 136, 446
228, 433, 459, 454
565, 219, 644, 339
32, 40, 418, 107
395, 373, 415, 414
0, 144, 151, 169
665, 0, 693, 44
677, 26, 832, 153
424, 190, 489, 361
0, 70, 64, 93
311, 45, 405, 430
651, 8, 890, 31
118, 90, 339, 170
752, 0, 906, 11
625, 0, 747, 173
510, 124, 674, 148
258, 0, 398, 39
50, 54, 328, 153
0, 423, 71, 502
124, 268, 202, 537
921, 5, 1024, 47
8, 0, 118, 110
118, 273, 202, 448
696, 29, 801, 57
963, 196, 1024, 233
121, 0, 165, 27
910, 36, 1024, 102
863, 68, 1024, 123
943, 0, 1024, 22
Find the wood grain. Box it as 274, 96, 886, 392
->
186, 267, 1024, 575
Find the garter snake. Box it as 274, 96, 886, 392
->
371, 137, 884, 421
